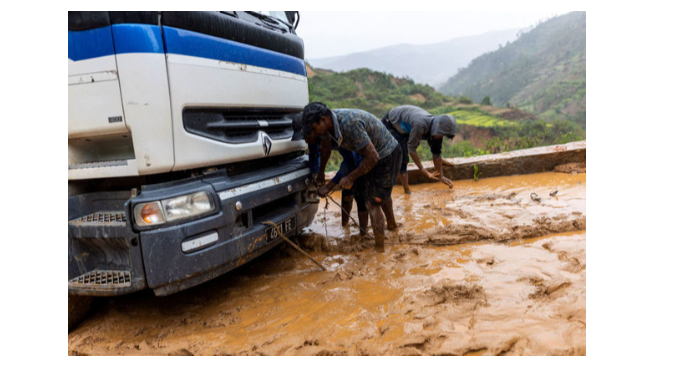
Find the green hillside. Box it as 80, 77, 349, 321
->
307, 66, 472, 117
306, 65, 584, 172
440, 12, 586, 128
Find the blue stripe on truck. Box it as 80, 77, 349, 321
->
69, 24, 306, 77
68, 26, 116, 61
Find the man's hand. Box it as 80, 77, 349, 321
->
440, 176, 453, 189
317, 185, 331, 197
339, 175, 354, 190
310, 173, 318, 185
424, 169, 440, 180
316, 171, 326, 186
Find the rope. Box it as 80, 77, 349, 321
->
262, 221, 327, 271
324, 194, 370, 236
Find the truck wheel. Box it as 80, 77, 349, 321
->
68, 295, 92, 331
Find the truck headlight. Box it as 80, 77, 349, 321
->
134, 192, 215, 227
134, 202, 165, 226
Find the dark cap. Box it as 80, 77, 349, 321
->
301, 102, 329, 139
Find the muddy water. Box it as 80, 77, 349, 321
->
68, 172, 585, 355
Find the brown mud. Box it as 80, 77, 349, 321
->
68, 172, 586, 356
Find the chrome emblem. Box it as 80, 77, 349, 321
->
260, 131, 272, 156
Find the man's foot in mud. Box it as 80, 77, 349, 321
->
387, 222, 402, 231
404, 187, 411, 195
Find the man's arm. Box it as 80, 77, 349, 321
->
317, 179, 338, 197
339, 142, 379, 189
408, 127, 439, 181
308, 142, 320, 181
408, 151, 438, 179
319, 150, 352, 196
432, 156, 453, 188
429, 137, 452, 188
317, 136, 332, 185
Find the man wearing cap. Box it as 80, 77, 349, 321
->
294, 113, 370, 236
302, 102, 402, 252
381, 105, 458, 193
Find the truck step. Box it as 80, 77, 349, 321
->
68, 159, 129, 170
69, 270, 132, 288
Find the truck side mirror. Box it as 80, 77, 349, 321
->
285, 11, 299, 31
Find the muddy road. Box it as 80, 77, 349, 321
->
68, 171, 586, 355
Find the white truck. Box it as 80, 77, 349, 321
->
68, 11, 318, 329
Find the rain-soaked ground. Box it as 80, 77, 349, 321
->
68, 171, 585, 355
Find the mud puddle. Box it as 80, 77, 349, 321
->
68, 172, 586, 355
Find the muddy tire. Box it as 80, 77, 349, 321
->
69, 295, 92, 331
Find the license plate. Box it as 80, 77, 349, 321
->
265, 216, 296, 245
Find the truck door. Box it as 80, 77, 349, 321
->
68, 12, 175, 178
69, 12, 134, 177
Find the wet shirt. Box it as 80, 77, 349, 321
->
382, 105, 435, 154
307, 141, 363, 184
332, 148, 363, 185
332, 109, 397, 159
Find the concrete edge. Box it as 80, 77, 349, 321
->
325, 140, 586, 187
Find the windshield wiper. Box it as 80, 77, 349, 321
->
246, 11, 292, 31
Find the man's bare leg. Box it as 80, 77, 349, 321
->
341, 195, 353, 227
382, 197, 398, 230
366, 201, 385, 252
399, 172, 411, 194
358, 209, 369, 237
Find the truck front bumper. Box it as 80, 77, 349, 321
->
68, 156, 318, 296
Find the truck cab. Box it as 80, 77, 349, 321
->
68, 11, 317, 328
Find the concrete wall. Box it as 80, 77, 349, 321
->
326, 141, 586, 187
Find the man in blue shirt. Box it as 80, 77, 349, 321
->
294, 113, 369, 235
302, 102, 402, 251
317, 142, 369, 236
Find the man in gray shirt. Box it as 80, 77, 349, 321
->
382, 105, 458, 193
302, 102, 402, 252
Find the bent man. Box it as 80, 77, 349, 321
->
381, 105, 457, 193
302, 102, 402, 251
295, 112, 368, 234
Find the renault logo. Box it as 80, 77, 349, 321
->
260, 131, 272, 156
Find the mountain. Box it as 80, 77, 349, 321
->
440, 12, 586, 127
309, 29, 520, 88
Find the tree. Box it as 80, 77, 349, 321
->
481, 96, 492, 106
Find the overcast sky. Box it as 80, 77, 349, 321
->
298, 11, 569, 60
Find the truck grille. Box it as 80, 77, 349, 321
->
183, 108, 298, 144
69, 270, 132, 288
